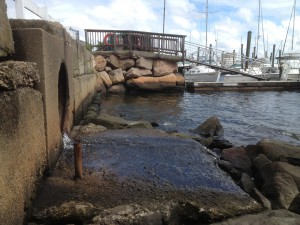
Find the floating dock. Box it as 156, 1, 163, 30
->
185, 81, 300, 92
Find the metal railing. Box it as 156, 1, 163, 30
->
85, 29, 186, 57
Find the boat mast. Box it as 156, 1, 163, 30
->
256, 0, 261, 58
206, 0, 208, 48
292, 0, 296, 50
282, 0, 296, 53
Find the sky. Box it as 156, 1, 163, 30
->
4, 0, 300, 58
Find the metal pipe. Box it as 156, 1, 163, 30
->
74, 142, 83, 178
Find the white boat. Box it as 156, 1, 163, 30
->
278, 52, 300, 81
223, 67, 267, 82
184, 65, 220, 82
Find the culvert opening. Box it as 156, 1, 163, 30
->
58, 63, 69, 133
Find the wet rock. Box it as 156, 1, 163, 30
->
0, 61, 39, 91
32, 201, 98, 224
218, 160, 234, 173
245, 144, 262, 161
211, 209, 300, 225
191, 116, 224, 138
209, 137, 234, 150
92, 204, 160, 225
239, 173, 254, 194
250, 188, 272, 209
262, 172, 299, 209
84, 113, 130, 129
256, 139, 300, 162
70, 123, 107, 139
127, 121, 153, 129
289, 193, 300, 214
107, 84, 127, 94
126, 73, 185, 92
221, 146, 252, 174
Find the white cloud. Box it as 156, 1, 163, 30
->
4, 0, 300, 57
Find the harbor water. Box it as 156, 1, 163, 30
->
100, 90, 300, 146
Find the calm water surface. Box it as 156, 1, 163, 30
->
100, 90, 300, 146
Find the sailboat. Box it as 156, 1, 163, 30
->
277, 0, 300, 81
184, 0, 220, 83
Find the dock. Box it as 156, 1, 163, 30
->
185, 80, 300, 92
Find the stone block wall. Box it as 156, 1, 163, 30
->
0, 0, 14, 56
0, 87, 47, 225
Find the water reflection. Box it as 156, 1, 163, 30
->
100, 91, 300, 146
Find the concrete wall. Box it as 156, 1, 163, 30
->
0, 18, 99, 225
10, 19, 98, 167
0, 88, 47, 225
0, 0, 14, 56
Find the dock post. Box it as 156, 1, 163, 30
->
74, 142, 83, 178
241, 44, 244, 70
245, 31, 252, 69
272, 44, 276, 67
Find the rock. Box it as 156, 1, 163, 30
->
209, 137, 234, 150
272, 161, 300, 187
289, 193, 300, 214
136, 57, 153, 70
126, 73, 185, 91
153, 59, 177, 77
105, 66, 112, 72
218, 160, 234, 173
239, 173, 254, 193
119, 58, 135, 70
108, 68, 125, 84
84, 113, 130, 129
107, 54, 135, 70
0, 0, 14, 56
97, 71, 112, 87
92, 204, 160, 225
262, 172, 299, 209
191, 116, 224, 138
70, 123, 107, 140
256, 139, 300, 162
127, 121, 153, 129
211, 209, 300, 225
32, 201, 98, 224
252, 154, 272, 171
125, 67, 152, 79
84, 113, 153, 130
250, 188, 272, 209
94, 55, 107, 72
245, 144, 262, 161
107, 54, 120, 68
221, 146, 252, 174
0, 61, 39, 90
107, 84, 127, 94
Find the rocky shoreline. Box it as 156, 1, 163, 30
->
27, 91, 300, 225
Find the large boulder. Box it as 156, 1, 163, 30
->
107, 54, 135, 70
262, 172, 299, 209
153, 60, 177, 77
97, 71, 112, 87
256, 139, 300, 162
211, 209, 300, 225
221, 146, 252, 174
191, 116, 224, 137
126, 73, 185, 91
0, 61, 39, 90
0, 0, 14, 56
108, 68, 125, 85
136, 57, 153, 70
125, 67, 152, 79
107, 84, 127, 94
94, 55, 107, 72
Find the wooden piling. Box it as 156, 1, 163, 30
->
74, 142, 83, 178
